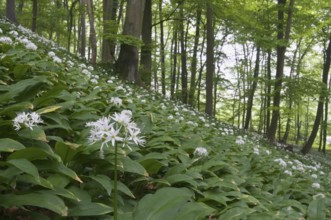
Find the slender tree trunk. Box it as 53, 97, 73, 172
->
6, 0, 17, 23
115, 0, 146, 83
266, 49, 272, 133
140, 0, 152, 87
302, 34, 331, 154
171, 29, 178, 98
179, 4, 188, 103
205, 1, 214, 116
86, 0, 97, 65
67, 0, 79, 52
244, 46, 260, 129
79, 0, 86, 58
188, 7, 202, 107
159, 0, 166, 95
31, 0, 37, 32
267, 0, 294, 142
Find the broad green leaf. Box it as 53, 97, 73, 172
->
138, 152, 168, 175
308, 197, 326, 220
147, 135, 181, 147
218, 207, 255, 220
112, 180, 135, 198
13, 64, 31, 78
36, 105, 62, 114
165, 174, 198, 188
47, 174, 71, 188
0, 192, 68, 216
8, 147, 61, 162
133, 187, 213, 220
89, 175, 113, 196
68, 202, 113, 216
0, 138, 25, 152
7, 158, 39, 181
120, 156, 149, 177
55, 141, 81, 163
201, 191, 230, 207
17, 174, 53, 189
18, 127, 47, 142
0, 102, 34, 116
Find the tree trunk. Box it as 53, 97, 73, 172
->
171, 29, 178, 98
267, 0, 294, 142
159, 0, 166, 95
67, 0, 79, 52
179, 4, 188, 103
31, 0, 37, 32
86, 0, 97, 65
244, 46, 260, 129
301, 34, 331, 154
115, 0, 146, 83
205, 1, 214, 116
6, 0, 17, 23
102, 0, 114, 66
79, 0, 86, 58
140, 0, 152, 87
188, 7, 202, 107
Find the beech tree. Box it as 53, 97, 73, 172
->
6, 0, 17, 23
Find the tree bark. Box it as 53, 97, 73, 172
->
301, 34, 331, 154
140, 0, 152, 87
205, 1, 214, 116
102, 0, 114, 66
171, 28, 178, 98
179, 4, 188, 103
159, 0, 166, 95
31, 0, 37, 32
244, 46, 260, 129
86, 0, 97, 65
116, 0, 146, 83
267, 0, 294, 142
79, 0, 86, 58
6, 0, 17, 23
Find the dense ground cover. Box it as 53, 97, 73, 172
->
0, 19, 331, 219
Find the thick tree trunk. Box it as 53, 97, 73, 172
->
244, 46, 260, 129
267, 0, 294, 142
68, 0, 79, 52
86, 0, 97, 65
31, 0, 37, 32
6, 0, 17, 23
302, 35, 331, 154
140, 0, 152, 87
116, 0, 146, 83
102, 0, 114, 66
205, 1, 214, 116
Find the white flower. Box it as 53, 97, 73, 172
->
115, 86, 126, 92
274, 158, 287, 167
82, 69, 91, 77
9, 30, 18, 36
312, 183, 320, 189
79, 63, 87, 69
88, 66, 94, 71
235, 136, 245, 145
13, 112, 43, 131
0, 36, 13, 45
265, 150, 271, 155
253, 147, 259, 155
168, 115, 174, 120
311, 174, 318, 179
0, 28, 3, 34
90, 78, 98, 84
284, 170, 292, 176
53, 56, 62, 63
48, 51, 56, 57
25, 42, 38, 50
194, 147, 208, 157
110, 97, 122, 107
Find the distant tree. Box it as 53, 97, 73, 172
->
102, 0, 114, 66
79, 0, 86, 58
86, 0, 97, 65
31, 0, 37, 32
6, 0, 17, 23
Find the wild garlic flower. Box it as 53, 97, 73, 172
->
48, 51, 56, 57
53, 56, 62, 63
284, 170, 292, 176
0, 28, 3, 34
274, 158, 287, 167
13, 112, 44, 131
194, 147, 208, 157
235, 136, 245, 145
0, 36, 13, 45
86, 110, 144, 158
25, 42, 38, 50
110, 97, 122, 107
312, 182, 320, 189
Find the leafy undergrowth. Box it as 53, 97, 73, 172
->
0, 19, 331, 220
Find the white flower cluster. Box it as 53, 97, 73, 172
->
0, 28, 3, 34
312, 182, 320, 189
235, 136, 245, 145
110, 97, 122, 107
0, 36, 13, 44
194, 147, 208, 157
86, 110, 145, 158
48, 51, 62, 63
13, 112, 44, 131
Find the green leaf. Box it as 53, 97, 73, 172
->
68, 202, 113, 216
13, 64, 31, 78
133, 187, 213, 220
218, 207, 255, 220
120, 156, 149, 177
89, 175, 113, 196
8, 147, 61, 162
36, 105, 62, 114
55, 141, 81, 164
138, 152, 168, 175
0, 192, 68, 216
0, 102, 34, 116
18, 127, 47, 142
0, 138, 25, 152
165, 174, 198, 188
7, 158, 40, 181
308, 197, 326, 220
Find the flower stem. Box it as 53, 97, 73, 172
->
114, 144, 118, 220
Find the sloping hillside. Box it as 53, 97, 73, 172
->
0, 19, 331, 220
